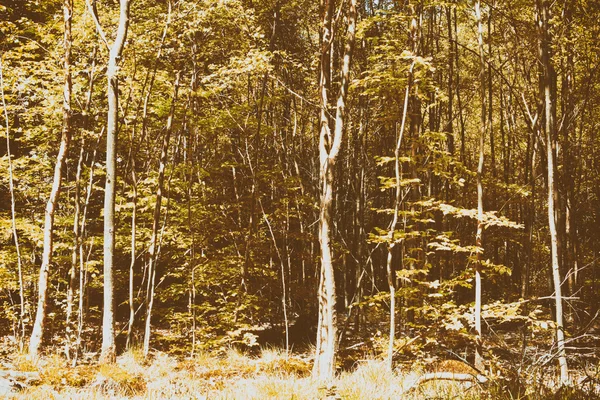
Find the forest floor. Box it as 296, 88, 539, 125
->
1, 346, 598, 400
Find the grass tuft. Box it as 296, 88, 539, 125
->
95, 362, 145, 396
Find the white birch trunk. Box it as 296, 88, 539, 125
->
29, 0, 73, 357
101, 0, 131, 364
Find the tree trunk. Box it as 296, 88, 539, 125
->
385, 59, 412, 371
537, 0, 569, 386
29, 0, 73, 358
126, 167, 137, 350
101, 0, 131, 364
474, 0, 486, 372
313, 0, 357, 381
65, 139, 84, 360
143, 71, 181, 358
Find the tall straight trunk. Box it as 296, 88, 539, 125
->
385, 60, 412, 372
407, 12, 421, 326
29, 0, 73, 358
126, 167, 137, 349
453, 6, 466, 166
446, 5, 454, 157
73, 131, 101, 365
313, 0, 357, 381
474, 0, 486, 372
561, 2, 577, 299
100, 0, 131, 364
186, 126, 197, 356
143, 71, 181, 358
1, 58, 25, 351
65, 140, 84, 360
537, 0, 569, 386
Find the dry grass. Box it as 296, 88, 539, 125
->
8, 348, 591, 399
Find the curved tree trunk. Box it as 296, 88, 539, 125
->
29, 0, 73, 358
313, 0, 357, 382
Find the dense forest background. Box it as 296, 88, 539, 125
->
1, 0, 600, 397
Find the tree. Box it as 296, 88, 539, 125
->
86, 0, 132, 363
537, 0, 569, 386
29, 0, 73, 358
474, 0, 486, 372
143, 70, 180, 358
313, 0, 357, 381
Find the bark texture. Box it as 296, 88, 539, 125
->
29, 0, 73, 357
101, 0, 131, 364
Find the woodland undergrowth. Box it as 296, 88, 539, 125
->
2, 341, 598, 400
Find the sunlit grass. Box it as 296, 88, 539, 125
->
8, 348, 597, 399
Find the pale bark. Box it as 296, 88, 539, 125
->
126, 167, 137, 350
65, 140, 84, 360
537, 0, 569, 385
143, 71, 181, 358
474, 0, 486, 372
98, 0, 131, 364
186, 127, 196, 356
29, 0, 73, 358
385, 60, 412, 371
313, 0, 357, 381
313, 0, 334, 380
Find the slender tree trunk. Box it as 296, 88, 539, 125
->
407, 12, 421, 326
453, 6, 466, 166
186, 125, 197, 357
537, 0, 569, 386
126, 167, 137, 349
100, 0, 131, 364
1, 57, 25, 351
313, 0, 357, 381
143, 71, 181, 358
65, 140, 84, 360
138, 0, 172, 156
72, 129, 101, 365
260, 199, 289, 354
29, 0, 73, 358
446, 5, 454, 157
123, 2, 172, 348
561, 2, 577, 302
474, 0, 486, 372
385, 61, 412, 371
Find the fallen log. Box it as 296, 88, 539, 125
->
0, 369, 41, 396
399, 360, 488, 396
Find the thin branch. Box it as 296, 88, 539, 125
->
86, 0, 110, 50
